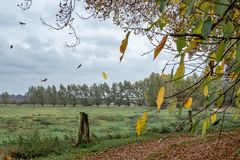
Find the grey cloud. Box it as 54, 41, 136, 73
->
0, 1, 173, 94
0, 14, 18, 28
81, 34, 120, 48
23, 36, 53, 49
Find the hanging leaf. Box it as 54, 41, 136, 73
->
153, 35, 168, 60
119, 31, 131, 62
210, 113, 217, 124
135, 112, 147, 136
202, 118, 210, 136
220, 60, 225, 72
176, 37, 187, 53
216, 41, 225, 63
224, 21, 234, 38
210, 53, 216, 60
215, 0, 229, 17
184, 97, 192, 109
159, 0, 166, 12
216, 90, 224, 107
184, 40, 200, 54
191, 119, 200, 133
203, 85, 208, 97
174, 63, 185, 80
156, 86, 165, 111
102, 72, 107, 80
193, 19, 204, 34
201, 16, 212, 38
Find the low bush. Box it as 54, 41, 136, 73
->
3, 130, 69, 159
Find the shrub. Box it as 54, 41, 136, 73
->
3, 130, 68, 159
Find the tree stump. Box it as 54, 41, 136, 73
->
76, 112, 90, 145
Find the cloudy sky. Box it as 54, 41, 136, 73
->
0, 1, 173, 94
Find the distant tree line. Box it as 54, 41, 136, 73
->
1, 73, 210, 109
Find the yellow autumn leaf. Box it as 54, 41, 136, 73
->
136, 112, 147, 136
102, 72, 107, 80
184, 40, 200, 54
156, 86, 165, 111
210, 113, 217, 124
203, 85, 208, 97
184, 97, 192, 109
215, 63, 224, 80
174, 63, 185, 80
120, 31, 131, 62
209, 53, 216, 60
220, 60, 225, 72
153, 35, 168, 60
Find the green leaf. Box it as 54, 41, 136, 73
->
176, 37, 187, 53
215, 0, 229, 17
216, 90, 224, 107
180, 53, 185, 63
202, 118, 210, 136
174, 54, 185, 81
174, 63, 185, 80
193, 20, 204, 34
224, 21, 234, 38
159, 0, 166, 12
191, 119, 200, 133
201, 17, 212, 38
216, 41, 225, 63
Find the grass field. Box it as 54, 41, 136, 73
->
0, 104, 180, 142
0, 104, 239, 159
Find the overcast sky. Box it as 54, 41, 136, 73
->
0, 1, 173, 94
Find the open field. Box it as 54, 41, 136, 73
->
0, 104, 180, 142
0, 105, 240, 159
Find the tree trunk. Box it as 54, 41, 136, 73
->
188, 110, 193, 131
76, 112, 90, 145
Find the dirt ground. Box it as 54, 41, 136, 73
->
83, 130, 240, 160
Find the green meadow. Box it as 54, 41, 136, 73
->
0, 105, 239, 159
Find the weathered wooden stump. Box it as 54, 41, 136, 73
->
76, 112, 90, 145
